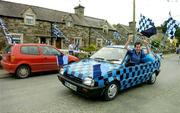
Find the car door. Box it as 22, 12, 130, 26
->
120, 54, 148, 90
20, 45, 44, 72
39, 46, 61, 71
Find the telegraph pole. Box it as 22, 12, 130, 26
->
133, 0, 136, 44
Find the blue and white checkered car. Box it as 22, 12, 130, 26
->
57, 45, 161, 100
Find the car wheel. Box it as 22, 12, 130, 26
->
104, 82, 119, 101
147, 73, 156, 84
16, 65, 31, 79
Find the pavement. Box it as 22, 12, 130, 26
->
0, 67, 12, 79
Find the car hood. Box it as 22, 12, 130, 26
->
63, 58, 120, 79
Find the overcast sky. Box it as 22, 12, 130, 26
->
3, 0, 180, 26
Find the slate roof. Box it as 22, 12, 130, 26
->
0, 1, 115, 30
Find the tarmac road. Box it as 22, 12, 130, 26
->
0, 54, 180, 113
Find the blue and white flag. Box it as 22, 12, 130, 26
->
57, 55, 68, 65
52, 24, 63, 37
113, 31, 120, 39
0, 17, 13, 44
165, 16, 179, 39
137, 14, 157, 38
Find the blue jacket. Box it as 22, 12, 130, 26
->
127, 49, 146, 65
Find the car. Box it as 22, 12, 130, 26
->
1, 43, 79, 78
57, 45, 161, 101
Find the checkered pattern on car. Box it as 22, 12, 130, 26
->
94, 60, 160, 89
63, 59, 160, 90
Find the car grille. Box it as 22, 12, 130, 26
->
64, 74, 82, 84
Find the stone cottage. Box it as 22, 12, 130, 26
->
0, 1, 118, 51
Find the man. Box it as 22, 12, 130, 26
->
68, 41, 74, 55
124, 35, 150, 66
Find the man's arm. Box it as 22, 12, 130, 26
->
125, 35, 133, 50
143, 39, 151, 54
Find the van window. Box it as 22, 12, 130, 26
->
21, 46, 39, 55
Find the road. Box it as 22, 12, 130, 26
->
0, 54, 180, 113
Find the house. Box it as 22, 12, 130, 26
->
0, 1, 119, 51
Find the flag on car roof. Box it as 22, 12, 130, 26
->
137, 14, 157, 38
0, 17, 14, 44
165, 15, 179, 39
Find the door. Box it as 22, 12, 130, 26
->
56, 38, 61, 49
39, 46, 61, 71
20, 45, 44, 72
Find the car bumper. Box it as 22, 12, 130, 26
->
1, 61, 16, 73
57, 74, 104, 97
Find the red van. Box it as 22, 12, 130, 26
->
1, 44, 79, 78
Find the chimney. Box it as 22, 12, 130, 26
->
74, 4, 84, 17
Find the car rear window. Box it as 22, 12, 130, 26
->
21, 46, 39, 55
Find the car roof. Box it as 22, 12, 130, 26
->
106, 45, 133, 49
12, 43, 47, 46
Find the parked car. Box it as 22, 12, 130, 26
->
1, 43, 79, 78
57, 45, 161, 100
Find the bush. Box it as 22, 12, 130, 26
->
81, 44, 97, 52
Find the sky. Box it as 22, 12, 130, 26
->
3, 0, 180, 26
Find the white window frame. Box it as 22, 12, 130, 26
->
10, 33, 23, 44
24, 14, 35, 25
96, 38, 103, 48
38, 37, 51, 45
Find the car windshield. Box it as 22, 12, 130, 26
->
90, 47, 127, 63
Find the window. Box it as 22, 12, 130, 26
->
24, 14, 35, 25
21, 46, 39, 55
66, 21, 72, 27
103, 25, 108, 34
40, 46, 61, 56
11, 33, 23, 44
96, 38, 103, 48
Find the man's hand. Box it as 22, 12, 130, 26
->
125, 34, 133, 50
128, 35, 133, 42
143, 39, 149, 46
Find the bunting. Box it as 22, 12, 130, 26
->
0, 17, 14, 44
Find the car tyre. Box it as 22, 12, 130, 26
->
147, 73, 156, 84
16, 65, 31, 79
104, 82, 119, 101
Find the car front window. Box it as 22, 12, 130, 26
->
40, 46, 61, 56
90, 47, 127, 63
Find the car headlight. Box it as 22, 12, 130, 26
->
83, 77, 95, 87
60, 68, 64, 75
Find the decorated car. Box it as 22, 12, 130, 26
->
57, 45, 161, 100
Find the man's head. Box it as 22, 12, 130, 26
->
134, 41, 142, 53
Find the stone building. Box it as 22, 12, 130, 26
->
0, 1, 117, 51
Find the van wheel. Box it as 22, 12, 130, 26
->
147, 73, 156, 84
16, 65, 30, 79
104, 82, 119, 101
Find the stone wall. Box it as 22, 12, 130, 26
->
0, 17, 115, 50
